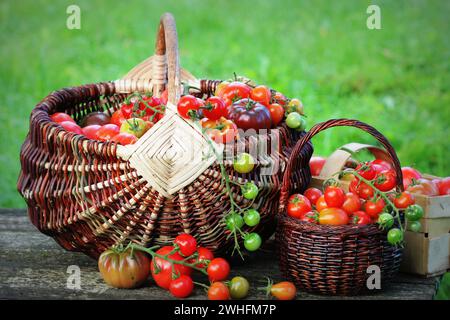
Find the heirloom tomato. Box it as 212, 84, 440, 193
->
228, 99, 272, 130
407, 179, 439, 196
287, 194, 312, 219
218, 82, 251, 106
250, 85, 271, 107
81, 111, 110, 127
285, 98, 304, 115
120, 118, 149, 138
272, 92, 287, 106
201, 117, 238, 144
150, 246, 192, 290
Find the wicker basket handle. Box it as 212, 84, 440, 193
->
279, 118, 404, 212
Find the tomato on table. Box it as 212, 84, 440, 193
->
287, 194, 312, 219
169, 275, 194, 298
318, 208, 349, 225
229, 276, 250, 299
303, 188, 323, 205
207, 258, 230, 282
208, 282, 230, 300
151, 246, 192, 290
269, 281, 296, 300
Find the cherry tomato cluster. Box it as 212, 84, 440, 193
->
50, 92, 167, 145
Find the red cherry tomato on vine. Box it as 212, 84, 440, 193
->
324, 186, 346, 208
208, 282, 230, 300
355, 162, 377, 180
393, 191, 415, 209
351, 211, 372, 225
287, 194, 312, 219
342, 192, 361, 213
250, 85, 271, 107
303, 188, 323, 206
202, 96, 227, 120
371, 159, 392, 170
169, 275, 194, 298
177, 95, 201, 119
350, 179, 375, 200
374, 169, 397, 192
194, 247, 214, 268
207, 258, 230, 282
174, 234, 198, 257
150, 246, 192, 290
364, 197, 386, 219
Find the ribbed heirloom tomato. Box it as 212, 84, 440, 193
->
287, 194, 312, 218
150, 246, 192, 290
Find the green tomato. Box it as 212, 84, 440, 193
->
244, 209, 260, 227
377, 213, 394, 228
233, 153, 255, 174
405, 204, 424, 221
241, 182, 259, 200
243, 233, 262, 251
229, 276, 250, 299
285, 112, 303, 129
387, 228, 403, 245
226, 213, 244, 232
120, 118, 148, 138
295, 117, 307, 132
409, 220, 422, 232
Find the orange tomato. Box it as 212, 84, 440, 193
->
315, 195, 328, 212
318, 208, 349, 225
268, 103, 285, 127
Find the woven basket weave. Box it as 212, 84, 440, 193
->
277, 119, 404, 295
17, 13, 313, 259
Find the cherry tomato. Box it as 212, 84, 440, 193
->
374, 169, 397, 192
405, 204, 424, 221
355, 162, 377, 180
194, 247, 214, 268
378, 213, 394, 228
174, 234, 197, 257
177, 95, 201, 119
244, 232, 262, 251
287, 194, 312, 219
243, 209, 260, 227
318, 208, 349, 225
218, 82, 251, 106
207, 258, 230, 282
268, 103, 285, 127
315, 195, 328, 212
270, 281, 296, 300
409, 220, 422, 232
324, 186, 346, 208
250, 85, 271, 107
241, 182, 259, 200
371, 159, 393, 170
150, 246, 192, 290
303, 188, 323, 206
309, 156, 326, 176
285, 112, 303, 129
202, 96, 227, 120
364, 197, 386, 219
169, 275, 194, 298
208, 282, 230, 300
81, 125, 101, 140
226, 213, 244, 232
342, 192, 361, 213
201, 117, 238, 144
51, 112, 75, 123
436, 177, 450, 195
120, 101, 134, 118
229, 276, 249, 299
233, 153, 255, 174
393, 191, 415, 209
351, 210, 371, 225
140, 96, 162, 116
285, 98, 304, 115
350, 179, 374, 200
387, 228, 403, 245
160, 89, 168, 105
60, 121, 83, 134
110, 132, 138, 145
272, 92, 287, 106
96, 124, 120, 141
402, 167, 422, 189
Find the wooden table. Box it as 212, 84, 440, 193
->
0, 209, 439, 300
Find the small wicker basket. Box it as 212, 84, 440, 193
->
277, 119, 404, 295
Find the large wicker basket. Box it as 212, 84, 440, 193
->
277, 119, 404, 295
17, 13, 313, 259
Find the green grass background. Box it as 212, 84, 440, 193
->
0, 0, 449, 207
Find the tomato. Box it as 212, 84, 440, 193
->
378, 213, 394, 228
226, 213, 244, 232
160, 89, 168, 105
436, 177, 450, 195
215, 81, 230, 96
351, 211, 371, 225
355, 162, 377, 180
285, 112, 303, 129
177, 95, 201, 119
324, 186, 346, 208
229, 276, 249, 299
169, 275, 194, 298
309, 156, 326, 176
315, 195, 328, 212
243, 232, 262, 251
218, 82, 251, 106
243, 209, 260, 227
364, 197, 386, 219
111, 132, 138, 145
60, 121, 83, 134
98, 248, 150, 289
228, 99, 272, 130
241, 182, 259, 200
342, 192, 361, 213
268, 103, 285, 127
371, 159, 392, 170
402, 167, 422, 189
250, 85, 271, 107
374, 169, 397, 192
140, 96, 162, 116
201, 117, 238, 144
350, 179, 374, 200
151, 246, 192, 290
208, 282, 230, 300
300, 211, 318, 224
387, 228, 403, 245
287, 194, 312, 219
174, 234, 197, 257
120, 118, 149, 138
111, 109, 129, 127
294, 117, 307, 132
407, 179, 439, 196
81, 125, 101, 140
207, 258, 230, 282
318, 208, 349, 225
270, 281, 296, 300
120, 101, 134, 118
51, 112, 75, 123
95, 124, 119, 141
202, 96, 227, 120
233, 153, 255, 174
405, 204, 424, 221
393, 191, 415, 209
81, 111, 110, 127
194, 247, 214, 268
303, 188, 323, 206
272, 92, 287, 106
409, 220, 422, 232
285, 98, 304, 115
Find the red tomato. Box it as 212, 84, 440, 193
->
174, 234, 197, 257
407, 179, 439, 196
60, 121, 82, 134
351, 211, 371, 225
150, 246, 192, 290
350, 179, 375, 200
207, 258, 230, 282
342, 192, 361, 214
193, 247, 214, 268
51, 112, 75, 123
324, 186, 346, 208
287, 194, 312, 219
96, 124, 120, 141
82, 125, 101, 140
120, 102, 134, 118
270, 281, 297, 300
309, 157, 326, 176
111, 132, 138, 145
436, 177, 450, 196
169, 275, 194, 298
208, 282, 230, 300
200, 117, 238, 144
250, 85, 271, 107
374, 169, 397, 192
364, 197, 386, 219
315, 195, 328, 212
202, 96, 227, 120
177, 95, 201, 119
393, 191, 415, 209
300, 212, 318, 224
218, 82, 251, 106
318, 208, 349, 225
160, 89, 168, 105
355, 162, 377, 180
268, 103, 285, 127
303, 188, 323, 206
111, 109, 129, 127
402, 167, 422, 189
371, 159, 393, 170
272, 91, 287, 106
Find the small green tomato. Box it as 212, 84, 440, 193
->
233, 153, 255, 174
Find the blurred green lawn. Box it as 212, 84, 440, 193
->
0, 0, 449, 207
